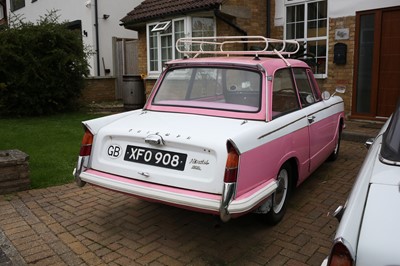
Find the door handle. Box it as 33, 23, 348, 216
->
307, 116, 315, 124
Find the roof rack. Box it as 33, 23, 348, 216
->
176, 36, 300, 58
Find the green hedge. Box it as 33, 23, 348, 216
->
0, 12, 90, 116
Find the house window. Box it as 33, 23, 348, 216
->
10, 0, 25, 11
147, 16, 215, 75
174, 20, 185, 59
192, 17, 214, 38
285, 0, 328, 78
151, 21, 171, 32
0, 3, 4, 20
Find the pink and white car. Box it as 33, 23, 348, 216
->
74, 36, 345, 224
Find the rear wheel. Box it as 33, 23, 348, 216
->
265, 162, 293, 225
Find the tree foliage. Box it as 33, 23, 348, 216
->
0, 11, 90, 116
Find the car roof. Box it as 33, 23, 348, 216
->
167, 56, 310, 73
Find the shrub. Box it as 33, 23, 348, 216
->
0, 11, 90, 116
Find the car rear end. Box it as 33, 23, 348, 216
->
75, 111, 241, 214
73, 40, 294, 221
73, 55, 277, 220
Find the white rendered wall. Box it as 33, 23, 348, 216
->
6, 0, 139, 76
91, 0, 139, 76
275, 0, 400, 26
328, 0, 400, 18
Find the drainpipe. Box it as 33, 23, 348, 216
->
266, 0, 271, 38
94, 0, 100, 76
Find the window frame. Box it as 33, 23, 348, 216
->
284, 0, 328, 79
10, 0, 25, 11
146, 16, 216, 77
151, 21, 171, 32
0, 3, 4, 20
292, 67, 321, 107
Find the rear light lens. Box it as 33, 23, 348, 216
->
328, 242, 354, 266
79, 128, 94, 156
224, 143, 239, 183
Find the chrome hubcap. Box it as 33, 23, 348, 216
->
273, 169, 288, 213
334, 137, 340, 154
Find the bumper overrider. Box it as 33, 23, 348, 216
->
74, 156, 277, 221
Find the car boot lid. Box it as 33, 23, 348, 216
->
85, 110, 266, 194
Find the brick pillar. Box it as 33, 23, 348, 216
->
0, 150, 30, 194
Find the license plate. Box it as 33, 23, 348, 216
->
124, 145, 187, 171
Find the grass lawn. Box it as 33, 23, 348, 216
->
0, 112, 104, 189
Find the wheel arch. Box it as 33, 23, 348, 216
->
339, 116, 344, 133
284, 157, 299, 192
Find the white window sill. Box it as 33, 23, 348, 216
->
145, 74, 161, 80
314, 74, 327, 79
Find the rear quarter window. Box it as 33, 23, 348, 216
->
272, 68, 300, 119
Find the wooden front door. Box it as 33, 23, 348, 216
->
377, 8, 400, 117
353, 6, 400, 119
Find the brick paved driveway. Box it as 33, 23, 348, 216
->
0, 140, 367, 266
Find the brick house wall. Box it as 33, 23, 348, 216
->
80, 77, 117, 104
137, 30, 157, 98
321, 16, 356, 117
219, 0, 267, 36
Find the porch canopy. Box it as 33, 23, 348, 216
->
121, 0, 223, 29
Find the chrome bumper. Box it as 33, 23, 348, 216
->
73, 156, 89, 187
76, 169, 278, 221
219, 182, 236, 222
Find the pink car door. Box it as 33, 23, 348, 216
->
293, 68, 336, 173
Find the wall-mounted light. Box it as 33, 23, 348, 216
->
83, 30, 88, 37
102, 14, 110, 20
85, 0, 91, 8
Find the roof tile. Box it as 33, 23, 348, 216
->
121, 0, 223, 25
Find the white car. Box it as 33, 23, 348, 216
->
323, 100, 400, 265
74, 36, 345, 224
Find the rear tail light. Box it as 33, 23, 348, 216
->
79, 128, 94, 156
328, 241, 354, 266
224, 143, 239, 183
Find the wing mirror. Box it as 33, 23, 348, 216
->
332, 205, 345, 222
365, 138, 375, 150
322, 86, 346, 100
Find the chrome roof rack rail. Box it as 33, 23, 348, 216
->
176, 36, 300, 61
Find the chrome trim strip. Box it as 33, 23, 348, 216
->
306, 101, 344, 117
258, 101, 344, 140
379, 154, 400, 166
258, 116, 306, 139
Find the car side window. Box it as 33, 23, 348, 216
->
272, 68, 300, 119
307, 69, 322, 101
293, 68, 321, 107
